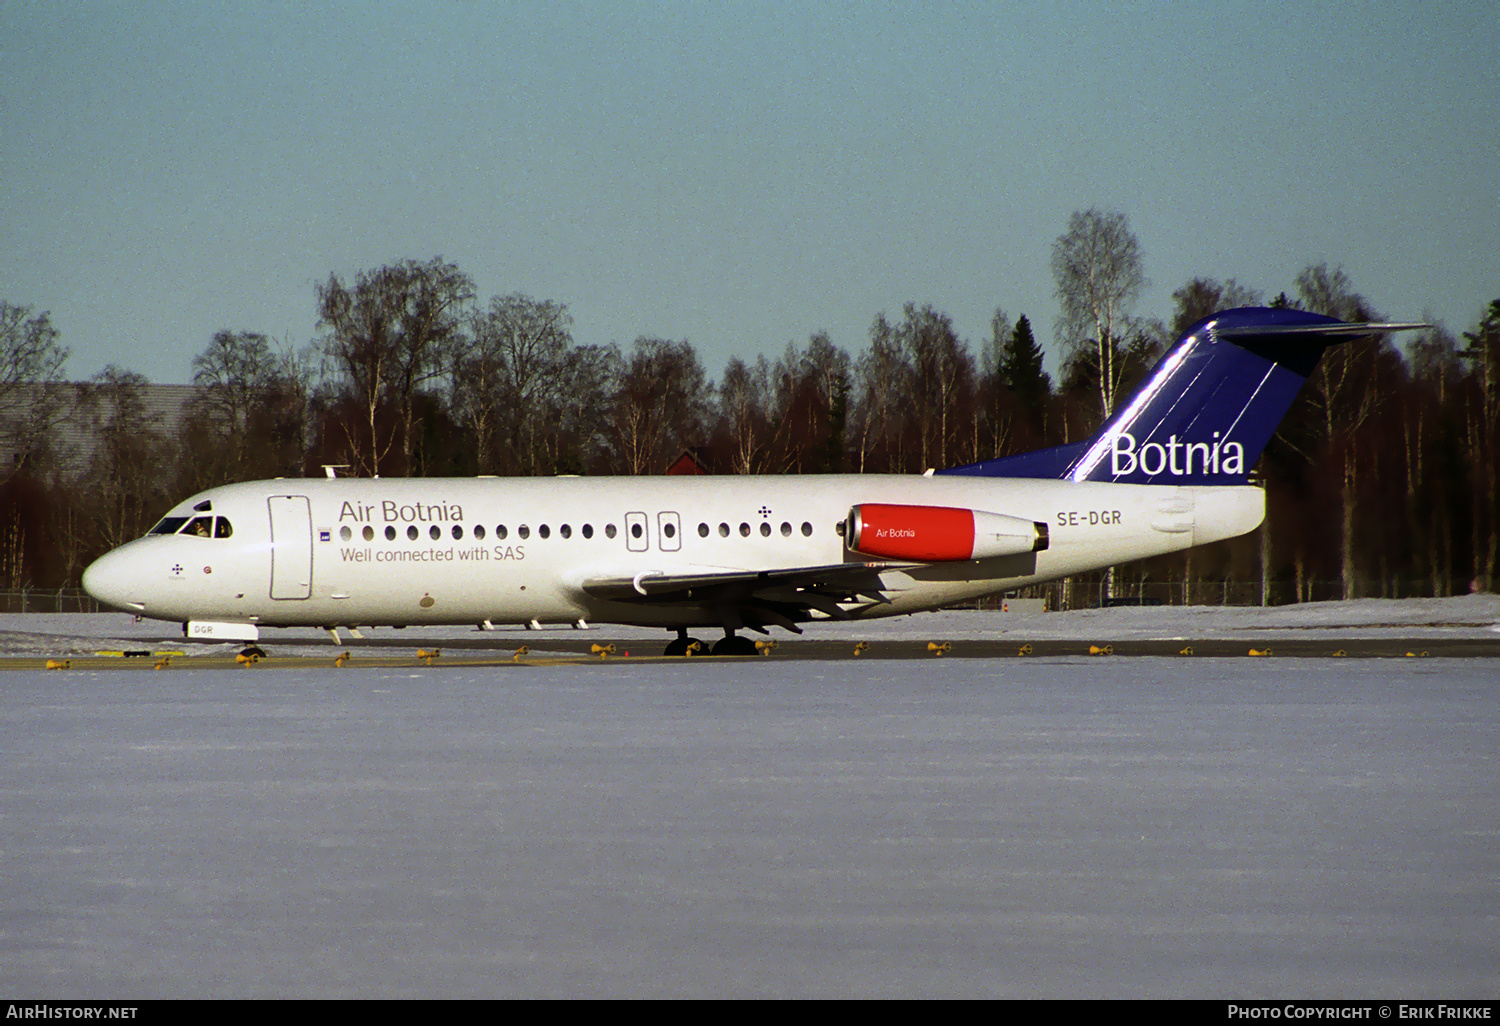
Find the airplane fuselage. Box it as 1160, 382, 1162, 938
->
82, 474, 1263, 634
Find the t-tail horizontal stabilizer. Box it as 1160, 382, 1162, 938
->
939, 307, 1427, 485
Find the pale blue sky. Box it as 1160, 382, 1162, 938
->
3, 0, 1496, 384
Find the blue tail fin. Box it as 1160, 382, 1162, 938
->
940, 307, 1425, 485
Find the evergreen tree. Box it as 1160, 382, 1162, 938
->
1000, 314, 1050, 419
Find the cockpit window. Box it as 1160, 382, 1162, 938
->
145, 514, 232, 538
149, 516, 189, 536
183, 516, 214, 537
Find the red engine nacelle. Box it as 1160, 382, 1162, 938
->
845, 504, 1048, 562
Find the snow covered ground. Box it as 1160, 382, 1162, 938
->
2, 598, 1496, 997
1, 653, 1495, 998
2, 593, 1499, 658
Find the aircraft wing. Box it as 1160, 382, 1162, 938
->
580, 560, 924, 633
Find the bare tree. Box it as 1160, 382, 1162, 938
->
1459, 299, 1500, 590
1169, 277, 1264, 338
796, 332, 852, 473
77, 366, 172, 550
1052, 209, 1146, 418
851, 315, 915, 472
610, 338, 710, 474
1294, 264, 1385, 599
717, 355, 777, 474
179, 330, 309, 489
0, 303, 72, 468
452, 293, 573, 475
318, 258, 474, 476
893, 303, 974, 469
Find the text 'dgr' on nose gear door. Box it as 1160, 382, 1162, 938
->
268, 495, 313, 599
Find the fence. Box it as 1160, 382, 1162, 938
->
0, 589, 103, 614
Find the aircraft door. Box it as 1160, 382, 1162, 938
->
268, 495, 313, 599
657, 511, 681, 552
624, 511, 649, 552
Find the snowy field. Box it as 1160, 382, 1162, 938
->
1, 600, 1497, 998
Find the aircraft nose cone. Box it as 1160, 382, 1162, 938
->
82, 547, 146, 612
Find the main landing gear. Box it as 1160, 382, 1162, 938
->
662, 628, 760, 656
663, 630, 707, 657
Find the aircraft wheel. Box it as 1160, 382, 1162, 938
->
664, 636, 706, 657
711, 635, 759, 657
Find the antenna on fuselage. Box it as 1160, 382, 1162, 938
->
322, 464, 351, 479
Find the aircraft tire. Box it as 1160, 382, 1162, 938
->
711, 635, 759, 657
664, 637, 706, 657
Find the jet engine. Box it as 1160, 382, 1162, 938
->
845, 503, 1048, 562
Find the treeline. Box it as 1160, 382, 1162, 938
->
1, 213, 1495, 603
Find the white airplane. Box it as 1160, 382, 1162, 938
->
82, 308, 1423, 655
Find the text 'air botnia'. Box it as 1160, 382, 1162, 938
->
339, 500, 464, 523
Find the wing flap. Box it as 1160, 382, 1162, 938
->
581, 560, 924, 633
581, 560, 923, 602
